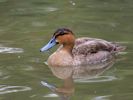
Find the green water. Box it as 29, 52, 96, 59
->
0, 0, 133, 100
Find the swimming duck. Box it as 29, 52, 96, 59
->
40, 28, 125, 80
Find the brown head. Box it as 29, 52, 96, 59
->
54, 28, 75, 45
40, 28, 75, 52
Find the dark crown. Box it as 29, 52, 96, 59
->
53, 28, 73, 38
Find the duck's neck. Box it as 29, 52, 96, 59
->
62, 43, 74, 54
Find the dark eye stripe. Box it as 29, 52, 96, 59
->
55, 32, 68, 38
53, 28, 73, 38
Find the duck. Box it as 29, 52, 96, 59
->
40, 28, 125, 93
40, 28, 125, 79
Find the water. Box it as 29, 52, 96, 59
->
0, 0, 133, 100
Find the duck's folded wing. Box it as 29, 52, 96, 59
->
72, 37, 125, 56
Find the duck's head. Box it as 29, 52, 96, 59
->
40, 28, 75, 52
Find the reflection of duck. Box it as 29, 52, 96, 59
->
40, 28, 125, 94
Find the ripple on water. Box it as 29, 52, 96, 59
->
0, 46, 24, 53
43, 93, 58, 98
91, 95, 112, 100
44, 7, 58, 12
0, 85, 31, 95
10, 6, 58, 16
0, 74, 10, 80
74, 76, 117, 83
0, 70, 10, 80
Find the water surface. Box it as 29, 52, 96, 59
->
0, 0, 133, 100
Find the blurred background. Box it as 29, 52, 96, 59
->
0, 0, 133, 100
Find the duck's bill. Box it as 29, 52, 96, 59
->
40, 37, 56, 52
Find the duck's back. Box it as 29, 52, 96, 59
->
73, 37, 125, 55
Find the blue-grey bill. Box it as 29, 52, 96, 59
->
40, 37, 56, 52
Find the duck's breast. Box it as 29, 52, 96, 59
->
48, 50, 73, 67
47, 50, 73, 79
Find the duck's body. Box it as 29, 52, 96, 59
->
40, 28, 125, 80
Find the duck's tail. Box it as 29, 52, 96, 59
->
115, 45, 126, 52
112, 43, 126, 54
